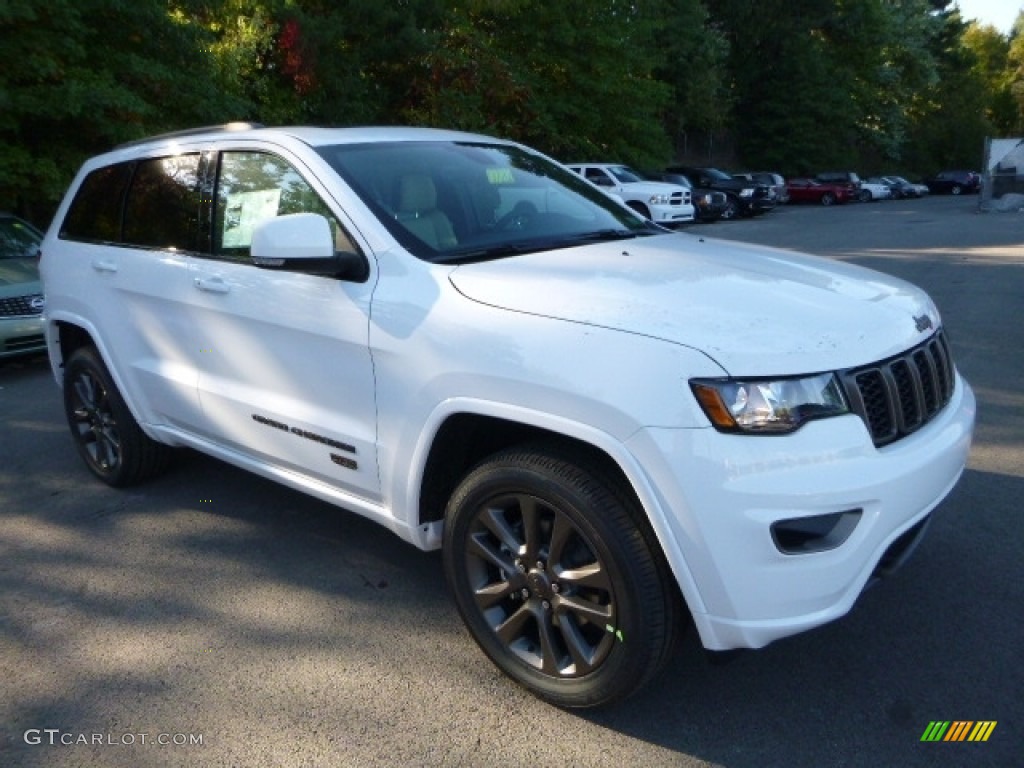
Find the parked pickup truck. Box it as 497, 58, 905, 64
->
567, 163, 695, 226
665, 165, 776, 219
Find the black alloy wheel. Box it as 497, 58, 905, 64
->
443, 444, 681, 708
63, 346, 171, 486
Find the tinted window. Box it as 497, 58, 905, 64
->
0, 216, 42, 260
61, 163, 133, 242
213, 151, 354, 260
123, 154, 202, 251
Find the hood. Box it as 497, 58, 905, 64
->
623, 180, 686, 195
0, 258, 41, 292
448, 233, 938, 375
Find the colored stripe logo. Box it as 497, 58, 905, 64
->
921, 721, 997, 742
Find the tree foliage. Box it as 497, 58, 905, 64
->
1, 0, 1020, 221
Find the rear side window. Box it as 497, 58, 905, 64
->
60, 155, 202, 251
61, 163, 133, 242
123, 154, 202, 251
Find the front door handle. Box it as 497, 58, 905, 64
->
91, 259, 118, 273
194, 276, 231, 294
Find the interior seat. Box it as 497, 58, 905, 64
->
395, 174, 458, 250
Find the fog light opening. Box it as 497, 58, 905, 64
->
771, 509, 863, 554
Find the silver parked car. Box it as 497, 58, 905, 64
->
0, 212, 46, 359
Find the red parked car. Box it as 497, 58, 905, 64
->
785, 178, 853, 206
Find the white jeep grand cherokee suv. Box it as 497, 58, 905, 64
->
41, 124, 974, 708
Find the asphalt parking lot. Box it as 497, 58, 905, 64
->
1, 194, 1021, 767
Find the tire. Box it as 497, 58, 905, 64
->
63, 346, 171, 486
951, 185, 962, 195
859, 189, 872, 202
820, 193, 835, 206
720, 197, 739, 220
442, 444, 681, 708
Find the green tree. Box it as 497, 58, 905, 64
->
648, 0, 730, 159
1008, 11, 1024, 132
0, 0, 227, 220
904, 6, 992, 173
707, 0, 942, 173
963, 21, 1018, 134
400, 0, 673, 167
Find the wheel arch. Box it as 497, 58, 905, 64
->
409, 402, 704, 616
47, 315, 161, 443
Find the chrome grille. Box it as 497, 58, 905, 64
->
0, 294, 45, 318
841, 331, 955, 447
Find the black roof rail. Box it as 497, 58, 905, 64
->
115, 122, 265, 149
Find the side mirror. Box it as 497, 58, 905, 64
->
251, 213, 368, 282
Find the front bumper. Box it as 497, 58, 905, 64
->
626, 373, 975, 651
649, 203, 695, 225
0, 315, 46, 358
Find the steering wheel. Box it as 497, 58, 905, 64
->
494, 201, 538, 231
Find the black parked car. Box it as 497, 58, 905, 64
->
647, 171, 729, 222
925, 170, 981, 195
665, 166, 775, 219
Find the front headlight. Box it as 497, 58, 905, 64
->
739, 187, 755, 198
648, 193, 671, 205
690, 373, 848, 434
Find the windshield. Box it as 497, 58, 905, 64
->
704, 168, 733, 182
606, 165, 645, 183
316, 141, 660, 263
0, 216, 42, 260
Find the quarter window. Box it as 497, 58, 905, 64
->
60, 163, 133, 243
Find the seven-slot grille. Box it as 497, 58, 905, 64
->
841, 330, 955, 447
0, 294, 44, 318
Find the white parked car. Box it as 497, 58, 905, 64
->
41, 125, 974, 708
858, 180, 894, 201
567, 163, 694, 226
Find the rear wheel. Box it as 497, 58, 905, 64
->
443, 444, 681, 708
63, 346, 171, 486
951, 184, 962, 195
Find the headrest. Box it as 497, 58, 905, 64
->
398, 174, 437, 212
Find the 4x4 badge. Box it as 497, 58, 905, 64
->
915, 314, 933, 332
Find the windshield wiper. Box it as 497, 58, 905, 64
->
432, 243, 539, 264
568, 228, 656, 243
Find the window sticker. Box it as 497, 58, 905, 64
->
486, 167, 515, 184
222, 189, 281, 248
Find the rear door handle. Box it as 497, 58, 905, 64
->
194, 276, 231, 294
91, 259, 118, 273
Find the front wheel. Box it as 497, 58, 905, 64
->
950, 184, 962, 195
720, 197, 739, 220
442, 445, 681, 708
820, 192, 835, 206
63, 346, 171, 486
